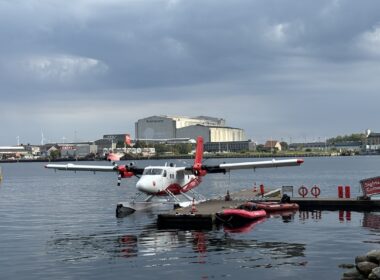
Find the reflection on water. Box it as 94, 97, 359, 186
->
223, 217, 267, 233
362, 212, 380, 246
299, 209, 355, 222
299, 210, 322, 220
363, 212, 380, 230
48, 216, 307, 270
10, 208, 380, 279
46, 210, 380, 270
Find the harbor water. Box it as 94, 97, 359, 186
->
1, 156, 380, 279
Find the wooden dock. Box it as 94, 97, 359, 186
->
157, 188, 380, 229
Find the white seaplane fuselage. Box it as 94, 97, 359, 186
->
136, 165, 201, 196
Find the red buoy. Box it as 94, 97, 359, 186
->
298, 186, 308, 198
311, 185, 321, 198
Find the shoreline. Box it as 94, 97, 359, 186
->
0, 153, 377, 163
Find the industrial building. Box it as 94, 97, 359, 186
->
103, 134, 129, 143
204, 140, 256, 153
60, 144, 97, 158
176, 125, 245, 142
135, 115, 245, 142
0, 146, 28, 159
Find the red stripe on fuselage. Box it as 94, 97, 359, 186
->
157, 177, 202, 196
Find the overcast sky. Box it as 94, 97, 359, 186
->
1, 0, 380, 145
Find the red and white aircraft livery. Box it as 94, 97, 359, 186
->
45, 136, 304, 216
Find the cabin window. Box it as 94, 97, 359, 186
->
143, 168, 163, 175
163, 170, 167, 177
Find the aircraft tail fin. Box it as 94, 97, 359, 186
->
193, 136, 206, 176
194, 136, 203, 166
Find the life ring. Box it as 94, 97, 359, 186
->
298, 186, 308, 197
311, 185, 321, 198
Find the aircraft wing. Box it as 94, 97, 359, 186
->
45, 163, 117, 172
218, 158, 304, 171
45, 163, 145, 175
182, 158, 303, 174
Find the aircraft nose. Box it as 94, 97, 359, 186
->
136, 177, 157, 194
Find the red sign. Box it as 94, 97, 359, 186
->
61, 145, 76, 151
360, 176, 380, 196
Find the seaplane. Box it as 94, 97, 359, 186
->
45, 136, 304, 217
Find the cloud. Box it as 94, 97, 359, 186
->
23, 54, 108, 82
355, 25, 380, 57
2, 0, 380, 145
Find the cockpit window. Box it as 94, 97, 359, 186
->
143, 168, 163, 175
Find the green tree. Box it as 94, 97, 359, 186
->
174, 143, 192, 155
154, 144, 171, 155
327, 133, 365, 145
50, 150, 61, 160
256, 144, 266, 152
134, 141, 148, 148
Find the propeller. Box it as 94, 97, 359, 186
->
114, 162, 143, 186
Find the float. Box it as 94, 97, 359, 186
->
215, 208, 267, 224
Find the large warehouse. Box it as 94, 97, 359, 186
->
176, 125, 245, 142
135, 115, 246, 142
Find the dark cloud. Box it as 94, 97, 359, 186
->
1, 0, 380, 145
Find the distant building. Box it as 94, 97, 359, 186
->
264, 140, 282, 152
103, 134, 130, 144
94, 139, 117, 156
59, 145, 76, 158
177, 125, 245, 142
135, 115, 245, 142
204, 140, 256, 153
289, 142, 326, 151
60, 144, 97, 159
40, 144, 59, 158
334, 141, 362, 152
365, 129, 380, 151
0, 146, 28, 159
23, 145, 40, 157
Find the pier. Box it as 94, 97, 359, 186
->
157, 188, 380, 229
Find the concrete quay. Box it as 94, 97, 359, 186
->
291, 197, 380, 211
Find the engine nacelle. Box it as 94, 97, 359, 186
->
121, 171, 134, 178
117, 166, 134, 178
193, 165, 207, 177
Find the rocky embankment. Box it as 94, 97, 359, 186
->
342, 250, 380, 279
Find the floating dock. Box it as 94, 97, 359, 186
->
291, 197, 380, 211
157, 188, 380, 229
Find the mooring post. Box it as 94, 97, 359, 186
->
338, 186, 343, 198
345, 186, 351, 198
260, 184, 265, 197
